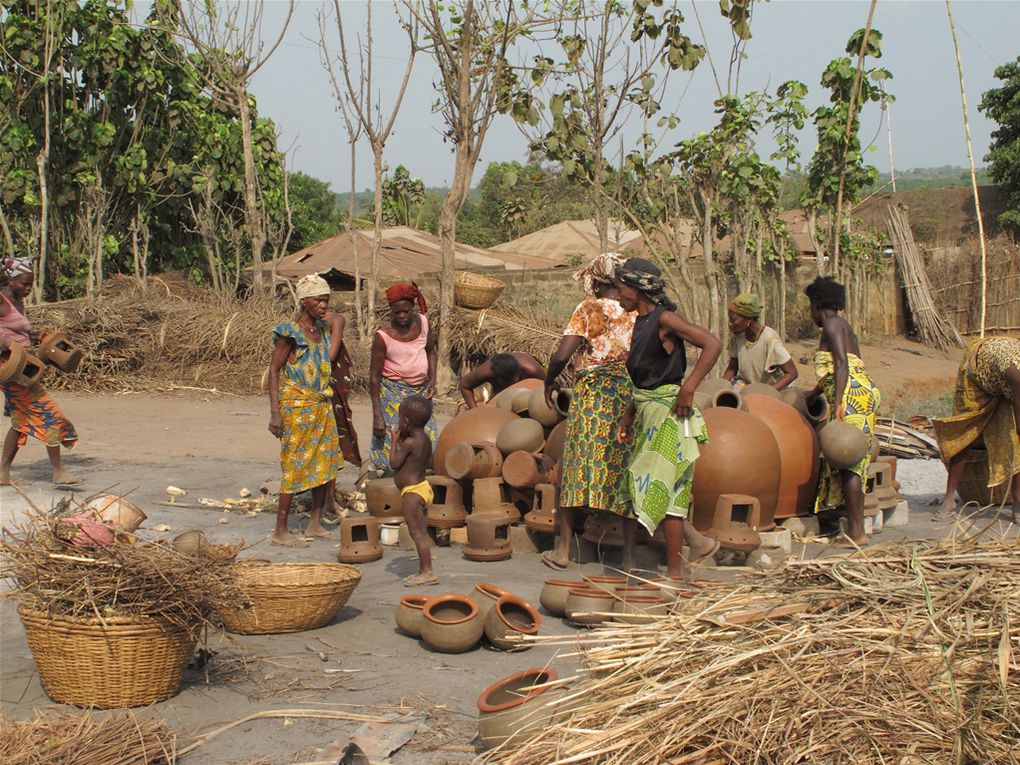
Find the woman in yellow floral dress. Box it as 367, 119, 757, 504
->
268, 275, 345, 547
804, 277, 881, 545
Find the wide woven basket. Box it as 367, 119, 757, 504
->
217, 561, 362, 635
958, 448, 1010, 506
18, 606, 199, 708
453, 271, 506, 310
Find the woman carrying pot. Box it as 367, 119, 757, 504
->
540, 252, 636, 570
0, 257, 79, 487
803, 276, 881, 545
267, 274, 345, 547
614, 257, 722, 577
722, 292, 798, 390
368, 282, 438, 472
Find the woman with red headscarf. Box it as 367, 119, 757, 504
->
368, 282, 438, 472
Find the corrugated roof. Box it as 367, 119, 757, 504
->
261, 226, 549, 282
491, 219, 646, 266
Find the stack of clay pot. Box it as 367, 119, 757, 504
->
394, 582, 540, 653
539, 576, 671, 628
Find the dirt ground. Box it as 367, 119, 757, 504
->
0, 340, 1012, 764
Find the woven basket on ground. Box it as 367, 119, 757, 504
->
958, 448, 1010, 506
217, 561, 362, 635
18, 606, 199, 708
453, 271, 505, 310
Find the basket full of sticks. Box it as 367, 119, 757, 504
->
216, 561, 362, 635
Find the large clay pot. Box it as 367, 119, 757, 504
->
582, 575, 627, 593
780, 387, 808, 416
495, 418, 544, 456
564, 588, 615, 625
420, 594, 483, 653
741, 382, 780, 400
488, 379, 544, 411
501, 451, 554, 489
693, 391, 713, 411
473, 582, 509, 620
477, 668, 563, 750
365, 477, 405, 521
527, 388, 569, 427
742, 394, 821, 520
484, 594, 541, 651
712, 387, 746, 410
818, 420, 869, 470
435, 407, 519, 478
543, 420, 568, 464
539, 580, 585, 617
395, 594, 431, 637
692, 406, 782, 532
804, 394, 830, 426
697, 377, 732, 398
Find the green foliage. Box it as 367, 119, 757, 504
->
979, 57, 1020, 231
288, 172, 344, 252
380, 166, 426, 227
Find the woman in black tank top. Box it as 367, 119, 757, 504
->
613, 258, 723, 579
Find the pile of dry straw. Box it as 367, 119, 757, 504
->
0, 710, 178, 765
481, 533, 1019, 765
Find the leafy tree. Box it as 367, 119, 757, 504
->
380, 165, 426, 228
979, 56, 1020, 231
287, 172, 343, 252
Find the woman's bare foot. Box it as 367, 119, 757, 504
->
403, 571, 438, 587
835, 533, 868, 548
687, 537, 720, 567
304, 526, 339, 540
52, 467, 81, 486
271, 532, 309, 548
540, 549, 568, 570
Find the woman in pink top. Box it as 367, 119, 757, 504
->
368, 282, 438, 470
0, 257, 79, 487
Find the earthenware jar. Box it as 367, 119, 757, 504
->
495, 418, 545, 456
539, 580, 584, 616
484, 594, 541, 651
711, 387, 746, 410
477, 668, 562, 750
473, 581, 509, 620
693, 391, 713, 411
445, 441, 503, 480
488, 379, 544, 411
804, 393, 830, 426
696, 377, 732, 398
613, 595, 669, 624
742, 393, 820, 520
564, 588, 615, 625
395, 594, 431, 638
818, 420, 869, 470
501, 451, 553, 489
37, 331, 83, 373
365, 477, 405, 522
510, 388, 533, 415
434, 407, 519, 478
542, 420, 568, 464
420, 594, 483, 653
527, 387, 569, 427
692, 406, 781, 532
581, 575, 627, 594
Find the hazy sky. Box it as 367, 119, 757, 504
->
244, 1, 1019, 193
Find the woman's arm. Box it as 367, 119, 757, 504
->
822, 317, 850, 419
325, 310, 345, 363
544, 335, 583, 407
458, 362, 491, 409
369, 333, 387, 440
773, 358, 799, 390
659, 311, 722, 418
424, 317, 437, 399
267, 337, 294, 438
722, 357, 738, 381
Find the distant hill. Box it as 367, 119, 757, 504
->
854, 185, 1002, 244
867, 165, 992, 193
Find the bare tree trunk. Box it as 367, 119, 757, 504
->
347, 142, 366, 340
806, 209, 824, 274
701, 202, 722, 339
370, 147, 384, 337
0, 201, 14, 256
34, 104, 51, 304
437, 171, 470, 391
778, 256, 788, 339
237, 87, 266, 292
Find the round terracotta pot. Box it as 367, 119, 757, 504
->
473, 582, 509, 620
612, 595, 670, 624
527, 387, 570, 427
420, 594, 483, 653
435, 407, 519, 478
477, 668, 562, 750
395, 594, 431, 638
819, 420, 870, 471
697, 377, 732, 398
693, 391, 713, 411
543, 420, 568, 464
539, 580, 584, 616
804, 393, 830, 426
613, 585, 661, 600
501, 451, 552, 489
495, 418, 545, 456
712, 388, 747, 410
484, 594, 541, 651
743, 393, 821, 520
564, 588, 615, 625
511, 388, 533, 415
581, 575, 627, 593
692, 406, 782, 532
741, 382, 781, 400
488, 379, 544, 411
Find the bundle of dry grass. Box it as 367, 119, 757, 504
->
446, 304, 564, 370
0, 503, 243, 629
481, 534, 1019, 764
0, 710, 178, 765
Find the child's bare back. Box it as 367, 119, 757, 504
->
389, 396, 437, 586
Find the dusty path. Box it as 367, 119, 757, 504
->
0, 341, 1005, 765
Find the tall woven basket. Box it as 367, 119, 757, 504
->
18, 607, 199, 708
958, 448, 1010, 506
453, 271, 505, 310
217, 561, 362, 635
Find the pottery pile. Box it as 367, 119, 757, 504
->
539, 576, 674, 628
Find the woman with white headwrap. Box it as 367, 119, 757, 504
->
540, 253, 637, 570
0, 257, 79, 487
267, 274, 345, 547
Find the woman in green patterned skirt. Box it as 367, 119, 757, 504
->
541, 253, 635, 570
614, 258, 722, 578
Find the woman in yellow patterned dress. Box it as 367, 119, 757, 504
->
268, 275, 345, 547
804, 277, 881, 545
934, 336, 1019, 521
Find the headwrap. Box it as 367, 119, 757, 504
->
295, 274, 331, 302
385, 282, 427, 314
615, 257, 676, 310
3, 257, 33, 279
728, 293, 762, 319
573, 252, 626, 298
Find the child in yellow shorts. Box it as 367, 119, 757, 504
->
389, 396, 436, 586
